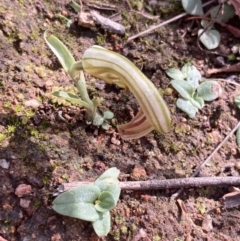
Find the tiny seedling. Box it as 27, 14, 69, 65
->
53, 167, 121, 237
181, 0, 235, 49
166, 63, 222, 118
44, 32, 114, 130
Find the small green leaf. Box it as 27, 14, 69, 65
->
181, 0, 203, 16
191, 93, 204, 109
95, 192, 116, 213
92, 211, 111, 237
93, 114, 104, 126
186, 69, 201, 89
94, 168, 120, 205
170, 79, 194, 100
234, 96, 240, 109
95, 167, 120, 181
211, 4, 235, 23
197, 80, 222, 101
101, 122, 110, 130
181, 63, 196, 79
69, 0, 81, 12
198, 29, 221, 50
53, 184, 101, 222
236, 127, 240, 147
44, 32, 75, 73
53, 91, 91, 109
103, 111, 114, 120
166, 68, 184, 80
176, 98, 198, 118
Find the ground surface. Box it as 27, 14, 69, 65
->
0, 0, 240, 240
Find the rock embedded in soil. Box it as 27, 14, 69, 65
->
15, 184, 32, 197
130, 164, 147, 180
0, 159, 10, 169
25, 99, 41, 108
20, 199, 31, 208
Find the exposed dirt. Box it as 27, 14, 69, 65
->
1, 0, 240, 241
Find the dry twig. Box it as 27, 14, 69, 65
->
127, 0, 215, 42
62, 176, 240, 192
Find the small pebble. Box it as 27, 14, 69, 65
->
111, 137, 120, 145
20, 199, 31, 208
25, 99, 41, 108
202, 214, 213, 232
95, 82, 106, 90
15, 184, 32, 197
235, 162, 240, 171
45, 80, 54, 88
231, 45, 239, 54
0, 159, 10, 169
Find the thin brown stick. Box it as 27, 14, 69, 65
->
127, 0, 216, 42
215, 78, 240, 88
171, 120, 240, 199
62, 176, 240, 192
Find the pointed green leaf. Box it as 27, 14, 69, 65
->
53, 91, 91, 109
197, 80, 222, 101
95, 191, 116, 213
234, 96, 240, 109
165, 68, 184, 80
170, 79, 194, 100
236, 127, 240, 147
198, 29, 221, 50
44, 32, 75, 73
92, 211, 111, 237
53, 184, 101, 222
181, 0, 203, 16
176, 98, 198, 118
69, 0, 81, 12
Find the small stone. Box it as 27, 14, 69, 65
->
15, 184, 32, 197
0, 159, 10, 169
95, 82, 106, 90
78, 12, 95, 28
111, 137, 121, 145
25, 99, 41, 108
231, 45, 239, 54
20, 199, 31, 208
45, 80, 54, 88
130, 164, 147, 180
51, 233, 62, 241
235, 162, 240, 171
202, 214, 213, 232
